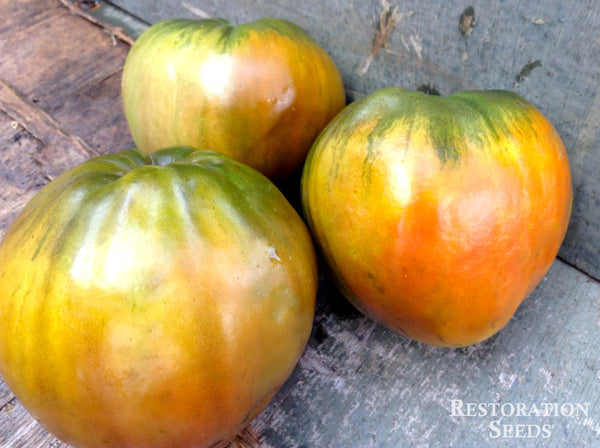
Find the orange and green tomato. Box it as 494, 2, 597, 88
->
0, 147, 317, 448
302, 87, 572, 347
122, 18, 346, 179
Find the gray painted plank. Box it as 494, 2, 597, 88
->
0, 379, 13, 411
248, 258, 600, 447
107, 0, 600, 280
0, 399, 68, 448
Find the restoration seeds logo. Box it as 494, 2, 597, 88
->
449, 399, 590, 439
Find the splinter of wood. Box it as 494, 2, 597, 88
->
59, 0, 135, 46
358, 0, 403, 75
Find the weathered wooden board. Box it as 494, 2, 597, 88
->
259, 259, 600, 447
0, 1, 133, 444
0, 1, 133, 233
0, 1, 599, 448
108, 0, 600, 281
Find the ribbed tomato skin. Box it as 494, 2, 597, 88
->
0, 147, 317, 448
121, 18, 346, 179
302, 87, 572, 347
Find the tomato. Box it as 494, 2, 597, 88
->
302, 87, 572, 347
0, 147, 317, 448
121, 18, 346, 179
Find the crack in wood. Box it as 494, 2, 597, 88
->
0, 79, 99, 159
556, 255, 600, 283
59, 0, 135, 45
0, 397, 17, 414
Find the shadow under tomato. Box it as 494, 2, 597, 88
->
273, 165, 304, 218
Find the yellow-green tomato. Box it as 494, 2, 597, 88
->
302, 87, 572, 347
0, 147, 317, 448
121, 18, 346, 179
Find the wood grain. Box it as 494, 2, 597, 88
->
0, 1, 133, 173
0, 399, 68, 448
0, 79, 98, 174
0, 112, 48, 235
0, 373, 14, 410
59, 0, 136, 45
0, 1, 126, 112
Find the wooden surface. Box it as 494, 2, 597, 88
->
0, 1, 599, 447
109, 0, 600, 282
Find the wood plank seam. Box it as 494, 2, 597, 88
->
63, 65, 128, 108
0, 79, 100, 159
104, 0, 153, 26
58, 0, 136, 45
58, 0, 135, 45
0, 397, 17, 414
557, 254, 600, 283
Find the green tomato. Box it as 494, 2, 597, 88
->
0, 147, 317, 448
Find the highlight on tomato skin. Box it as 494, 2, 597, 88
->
301, 87, 573, 348
0, 146, 317, 448
121, 17, 346, 179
